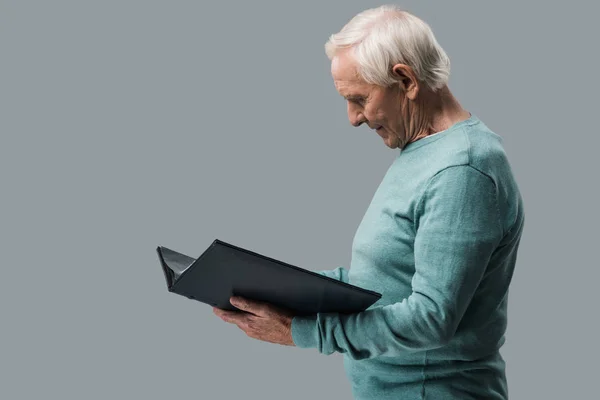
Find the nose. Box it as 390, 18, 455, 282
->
347, 102, 366, 127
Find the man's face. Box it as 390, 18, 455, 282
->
331, 50, 407, 149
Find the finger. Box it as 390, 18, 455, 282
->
214, 309, 244, 324
229, 296, 269, 316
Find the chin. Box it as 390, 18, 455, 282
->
382, 136, 399, 149
378, 129, 398, 149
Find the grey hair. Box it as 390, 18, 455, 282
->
325, 5, 450, 91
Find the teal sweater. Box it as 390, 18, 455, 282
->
291, 114, 524, 400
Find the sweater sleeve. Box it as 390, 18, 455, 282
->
291, 165, 503, 359
317, 266, 349, 283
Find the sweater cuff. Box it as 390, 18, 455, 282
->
291, 314, 319, 348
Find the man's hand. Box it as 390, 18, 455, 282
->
213, 296, 296, 346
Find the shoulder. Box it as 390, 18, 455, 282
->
414, 118, 521, 236
427, 117, 507, 175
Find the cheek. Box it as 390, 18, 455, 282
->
365, 107, 384, 123
362, 106, 375, 121
375, 111, 390, 126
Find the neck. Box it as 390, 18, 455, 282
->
406, 85, 470, 145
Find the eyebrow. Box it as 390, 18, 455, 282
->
344, 94, 365, 101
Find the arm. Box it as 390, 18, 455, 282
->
291, 166, 503, 359
317, 266, 350, 283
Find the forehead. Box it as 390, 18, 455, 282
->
331, 50, 369, 96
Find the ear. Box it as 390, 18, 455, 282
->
391, 64, 419, 100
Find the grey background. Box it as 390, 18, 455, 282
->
1, 0, 597, 399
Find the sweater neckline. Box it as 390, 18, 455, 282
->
400, 113, 479, 154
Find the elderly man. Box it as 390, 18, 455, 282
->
213, 5, 524, 400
